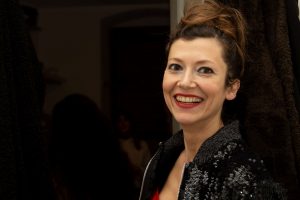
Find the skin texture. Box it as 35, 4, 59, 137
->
160, 37, 240, 200
163, 38, 239, 131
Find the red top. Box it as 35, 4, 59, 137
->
151, 190, 159, 200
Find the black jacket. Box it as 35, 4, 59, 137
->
139, 120, 287, 200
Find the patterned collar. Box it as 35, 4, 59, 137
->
163, 120, 242, 165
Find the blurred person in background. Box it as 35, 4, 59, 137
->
48, 93, 135, 200
114, 109, 151, 199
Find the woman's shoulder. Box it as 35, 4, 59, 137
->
217, 143, 287, 199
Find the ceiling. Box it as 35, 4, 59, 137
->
19, 0, 169, 8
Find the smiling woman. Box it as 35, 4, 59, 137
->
138, 0, 287, 200
163, 38, 239, 127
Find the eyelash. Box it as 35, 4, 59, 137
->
167, 64, 214, 74
167, 63, 182, 71
197, 67, 214, 74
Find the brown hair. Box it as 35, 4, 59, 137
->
166, 0, 247, 86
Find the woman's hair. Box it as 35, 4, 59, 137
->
166, 0, 247, 86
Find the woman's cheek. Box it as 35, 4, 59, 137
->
162, 73, 175, 92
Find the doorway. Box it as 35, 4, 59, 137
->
110, 26, 172, 152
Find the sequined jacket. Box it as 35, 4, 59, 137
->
139, 120, 287, 200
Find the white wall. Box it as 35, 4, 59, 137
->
34, 4, 169, 114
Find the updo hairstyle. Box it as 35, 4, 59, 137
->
166, 0, 247, 86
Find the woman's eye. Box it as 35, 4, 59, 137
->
167, 63, 182, 71
197, 67, 214, 74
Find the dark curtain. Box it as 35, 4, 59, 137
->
286, 0, 300, 114
221, 0, 300, 199
0, 0, 54, 199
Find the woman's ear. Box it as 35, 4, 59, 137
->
226, 79, 240, 100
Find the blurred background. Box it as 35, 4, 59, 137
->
19, 0, 175, 153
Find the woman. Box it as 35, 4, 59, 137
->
139, 0, 286, 199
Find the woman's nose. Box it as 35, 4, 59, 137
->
177, 72, 196, 88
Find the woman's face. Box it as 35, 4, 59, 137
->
162, 38, 239, 127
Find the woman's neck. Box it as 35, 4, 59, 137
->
182, 119, 224, 162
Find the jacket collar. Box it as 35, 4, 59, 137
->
163, 120, 241, 165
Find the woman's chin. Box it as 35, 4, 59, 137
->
174, 117, 197, 126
